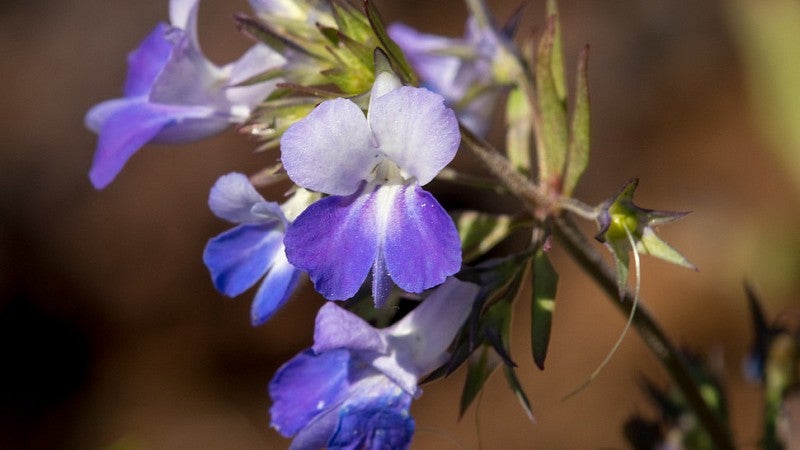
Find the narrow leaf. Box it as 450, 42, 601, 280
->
504, 365, 536, 422
545, 0, 567, 101
505, 86, 533, 173
562, 45, 591, 196
459, 345, 502, 417
531, 248, 558, 370
364, 0, 417, 85
535, 16, 569, 190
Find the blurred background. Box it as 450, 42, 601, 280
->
1, 0, 799, 448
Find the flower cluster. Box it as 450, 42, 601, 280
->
86, 0, 707, 448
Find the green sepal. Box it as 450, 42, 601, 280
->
364, 0, 417, 85
596, 178, 697, 298
234, 13, 319, 58
562, 45, 591, 196
453, 211, 521, 263
531, 247, 558, 370
636, 227, 695, 270
459, 345, 502, 418
535, 15, 569, 190
330, 0, 373, 44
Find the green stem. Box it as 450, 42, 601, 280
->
553, 215, 735, 450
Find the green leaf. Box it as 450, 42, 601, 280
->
505, 86, 533, 173
459, 345, 502, 417
535, 16, 569, 190
545, 0, 567, 101
562, 45, 591, 197
504, 364, 536, 422
453, 211, 519, 263
531, 248, 558, 370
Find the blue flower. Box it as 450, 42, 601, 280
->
388, 16, 507, 136
280, 73, 462, 306
202, 173, 307, 326
85, 0, 285, 189
269, 278, 479, 450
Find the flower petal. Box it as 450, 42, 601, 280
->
124, 23, 173, 97
169, 0, 200, 41
250, 248, 301, 325
208, 172, 282, 224
85, 98, 139, 134
368, 86, 460, 185
87, 101, 220, 189
281, 98, 376, 196
329, 376, 414, 450
387, 23, 462, 98
388, 278, 479, 375
203, 223, 283, 297
312, 303, 387, 355
383, 185, 461, 294
270, 349, 351, 437
149, 30, 223, 107
284, 189, 378, 300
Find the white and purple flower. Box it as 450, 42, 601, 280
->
269, 278, 479, 450
202, 173, 305, 326
85, 0, 285, 189
280, 72, 462, 306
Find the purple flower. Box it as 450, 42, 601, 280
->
202, 173, 304, 326
269, 278, 479, 450
85, 0, 285, 189
388, 17, 506, 135
280, 73, 462, 306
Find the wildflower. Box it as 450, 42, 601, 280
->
203, 173, 310, 325
280, 72, 462, 306
269, 278, 479, 450
85, 0, 284, 189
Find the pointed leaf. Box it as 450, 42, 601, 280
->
503, 365, 536, 422
459, 345, 502, 417
505, 86, 533, 173
562, 45, 591, 196
545, 0, 567, 101
531, 248, 558, 370
535, 16, 569, 190
364, 0, 417, 85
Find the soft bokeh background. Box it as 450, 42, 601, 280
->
1, 0, 799, 448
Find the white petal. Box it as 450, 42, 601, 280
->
281, 98, 377, 195
368, 86, 460, 185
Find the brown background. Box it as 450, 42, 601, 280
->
1, 0, 798, 448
